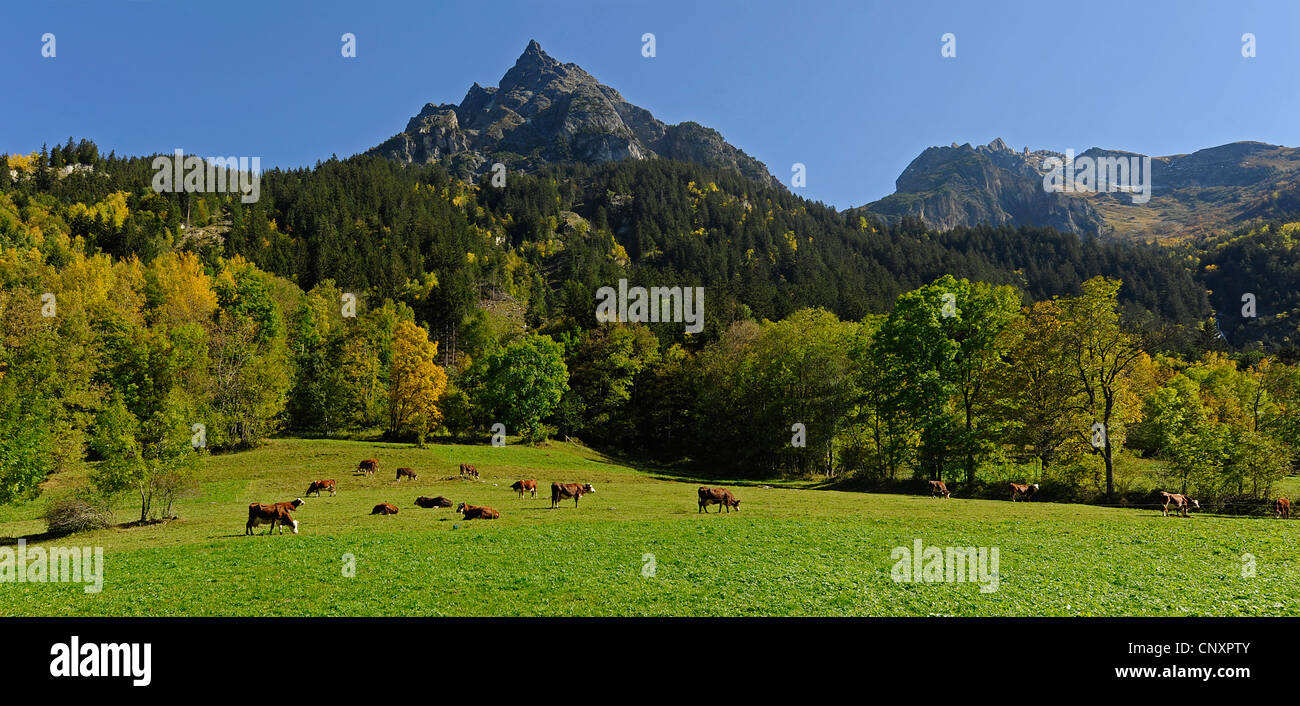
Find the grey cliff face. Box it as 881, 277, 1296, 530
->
864, 139, 1108, 235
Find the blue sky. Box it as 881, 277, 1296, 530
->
5, 0, 1299, 208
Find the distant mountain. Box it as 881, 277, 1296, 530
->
368, 40, 778, 187
858, 138, 1300, 240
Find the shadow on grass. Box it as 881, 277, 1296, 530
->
579, 444, 806, 490
0, 519, 167, 546
0, 530, 62, 546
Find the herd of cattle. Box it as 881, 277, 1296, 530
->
248, 454, 1297, 534
248, 457, 740, 535
928, 479, 1295, 518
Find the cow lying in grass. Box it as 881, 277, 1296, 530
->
1159, 491, 1199, 517
415, 496, 453, 509
698, 487, 740, 513
371, 502, 399, 515
456, 502, 499, 520
928, 480, 951, 498
1009, 483, 1039, 502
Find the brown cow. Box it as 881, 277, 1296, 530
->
370, 502, 399, 515
459, 463, 479, 479
928, 480, 951, 498
511, 479, 538, 498
1009, 483, 1040, 502
1277, 497, 1292, 519
1159, 491, 1199, 517
358, 459, 378, 476
551, 482, 595, 508
415, 496, 453, 509
697, 487, 740, 513
305, 479, 336, 497
246, 502, 299, 535
396, 467, 418, 481
456, 502, 500, 520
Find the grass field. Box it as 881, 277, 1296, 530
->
1, 438, 1297, 616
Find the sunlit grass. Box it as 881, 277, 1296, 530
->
1, 438, 1297, 616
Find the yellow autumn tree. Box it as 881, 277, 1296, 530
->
7, 152, 37, 174
147, 251, 218, 329
68, 191, 130, 230
388, 320, 448, 443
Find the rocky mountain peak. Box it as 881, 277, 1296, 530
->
984, 137, 1011, 153
368, 42, 777, 187
499, 39, 568, 91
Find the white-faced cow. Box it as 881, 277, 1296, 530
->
928, 480, 951, 498
551, 482, 594, 508
246, 501, 301, 535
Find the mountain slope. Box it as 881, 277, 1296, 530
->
860, 139, 1300, 241
368, 40, 778, 187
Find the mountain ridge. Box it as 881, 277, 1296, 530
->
368, 40, 779, 187
858, 138, 1300, 240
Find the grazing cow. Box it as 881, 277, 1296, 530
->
396, 467, 418, 481
1009, 483, 1040, 502
459, 463, 479, 479
370, 502, 399, 515
246, 503, 299, 535
415, 496, 453, 509
697, 487, 741, 513
1277, 497, 1292, 519
1159, 491, 1199, 517
510, 479, 539, 498
928, 480, 951, 498
455, 502, 500, 520
305, 479, 336, 497
551, 482, 595, 508
358, 459, 379, 476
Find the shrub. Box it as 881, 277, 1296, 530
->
44, 497, 113, 536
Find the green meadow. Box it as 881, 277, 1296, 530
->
0, 438, 1296, 617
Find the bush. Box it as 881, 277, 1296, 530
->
43, 497, 113, 536
153, 472, 199, 520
